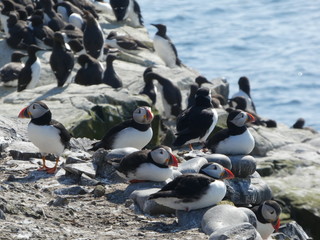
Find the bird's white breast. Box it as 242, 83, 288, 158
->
28, 122, 65, 156
126, 163, 173, 182
232, 90, 255, 112
256, 221, 275, 240
0, 14, 9, 37
153, 35, 177, 68
26, 58, 41, 89
215, 129, 255, 155
112, 127, 153, 150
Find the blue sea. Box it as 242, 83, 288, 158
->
139, 1, 320, 130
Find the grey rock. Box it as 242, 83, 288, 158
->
225, 172, 273, 205
93, 185, 106, 198
54, 186, 88, 195
0, 209, 5, 220
201, 204, 258, 236
271, 221, 312, 240
130, 188, 175, 215
177, 157, 208, 174
209, 223, 262, 240
124, 181, 167, 198
203, 153, 232, 169
176, 207, 210, 229
62, 162, 96, 179
229, 155, 256, 178
49, 197, 69, 207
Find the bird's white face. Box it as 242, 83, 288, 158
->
261, 203, 279, 222
28, 102, 49, 119
133, 106, 154, 124
150, 147, 178, 167
230, 111, 248, 127
201, 163, 234, 179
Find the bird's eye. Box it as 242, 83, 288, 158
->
270, 210, 274, 214
32, 105, 36, 109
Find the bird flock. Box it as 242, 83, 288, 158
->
0, 0, 285, 239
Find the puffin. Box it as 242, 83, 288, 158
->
83, 10, 104, 59
74, 53, 103, 86
149, 162, 234, 211
139, 67, 156, 104
151, 23, 181, 68
205, 109, 255, 155
173, 87, 218, 149
18, 101, 71, 174
102, 54, 122, 88
17, 44, 44, 92
143, 71, 182, 118
49, 32, 75, 87
251, 200, 281, 239
110, 0, 143, 28
0, 51, 27, 86
114, 145, 179, 183
89, 106, 154, 151
232, 76, 256, 113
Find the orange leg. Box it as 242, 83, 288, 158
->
129, 179, 148, 184
189, 143, 194, 151
46, 157, 59, 174
38, 156, 49, 171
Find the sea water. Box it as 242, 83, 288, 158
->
139, 0, 320, 130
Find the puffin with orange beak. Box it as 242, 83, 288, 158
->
114, 145, 179, 183
18, 101, 71, 174
205, 110, 256, 155
89, 106, 154, 151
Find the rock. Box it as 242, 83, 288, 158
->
130, 188, 175, 215
62, 162, 96, 179
209, 223, 262, 240
49, 197, 69, 207
201, 204, 258, 236
225, 172, 273, 206
271, 221, 311, 240
203, 153, 232, 170
176, 207, 210, 229
124, 181, 167, 198
93, 185, 106, 198
0, 209, 5, 220
177, 157, 208, 174
54, 186, 88, 195
229, 155, 256, 178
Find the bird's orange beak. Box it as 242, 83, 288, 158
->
18, 107, 30, 118
167, 153, 178, 167
273, 218, 280, 232
246, 112, 255, 123
145, 108, 154, 121
221, 168, 235, 179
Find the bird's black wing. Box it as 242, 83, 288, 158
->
116, 150, 150, 175
204, 129, 230, 152
17, 66, 32, 92
50, 119, 72, 148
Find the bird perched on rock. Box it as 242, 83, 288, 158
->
83, 10, 104, 59
40, 0, 66, 32
149, 162, 234, 211
18, 101, 71, 174
232, 76, 256, 113
114, 145, 178, 183
17, 44, 44, 92
89, 106, 154, 151
205, 110, 255, 155
0, 51, 27, 86
173, 87, 218, 149
151, 23, 181, 68
110, 0, 143, 28
102, 54, 122, 88
143, 71, 182, 118
251, 200, 281, 239
74, 53, 103, 86
28, 14, 55, 48
139, 67, 156, 104
50, 32, 74, 87
105, 31, 149, 52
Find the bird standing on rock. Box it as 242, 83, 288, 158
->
232, 76, 256, 113
102, 54, 122, 88
151, 23, 181, 68
89, 106, 154, 151
149, 162, 234, 211
114, 145, 178, 183
205, 109, 255, 155
18, 101, 71, 174
110, 0, 143, 27
173, 87, 218, 149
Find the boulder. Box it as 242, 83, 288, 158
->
229, 155, 256, 178
209, 223, 262, 240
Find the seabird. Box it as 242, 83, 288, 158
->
102, 54, 122, 88
232, 76, 256, 113
110, 0, 143, 27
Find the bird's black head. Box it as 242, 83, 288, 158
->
151, 23, 167, 35
110, 0, 129, 21
194, 87, 212, 107
238, 76, 251, 95
195, 76, 211, 87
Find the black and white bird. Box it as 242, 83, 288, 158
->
89, 106, 154, 151
83, 10, 104, 59
139, 67, 156, 104
105, 31, 149, 52
251, 200, 281, 239
205, 110, 255, 155
173, 87, 218, 149
143, 71, 182, 118
17, 44, 44, 92
232, 76, 256, 113
0, 51, 27, 86
40, 0, 66, 32
18, 101, 71, 174
110, 0, 143, 28
149, 162, 234, 211
50, 32, 74, 87
151, 23, 181, 68
28, 14, 55, 48
74, 53, 103, 86
114, 145, 178, 183
102, 54, 122, 88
